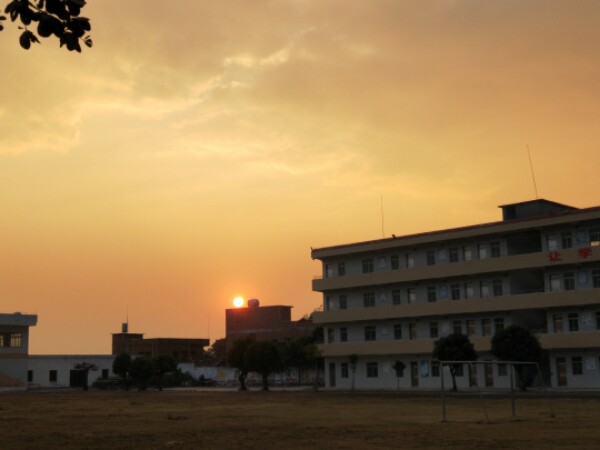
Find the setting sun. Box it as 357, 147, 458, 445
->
233, 296, 244, 308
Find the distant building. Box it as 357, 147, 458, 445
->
213, 299, 315, 361
0, 312, 37, 390
111, 323, 209, 363
312, 199, 600, 389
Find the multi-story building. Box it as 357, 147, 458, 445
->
112, 323, 210, 363
213, 299, 314, 362
311, 199, 600, 389
0, 312, 37, 390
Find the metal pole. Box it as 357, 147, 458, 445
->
471, 362, 490, 424
441, 362, 446, 422
510, 364, 516, 417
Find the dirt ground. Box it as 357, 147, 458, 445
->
1, 389, 600, 449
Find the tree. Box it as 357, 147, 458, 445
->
392, 361, 406, 389
433, 333, 477, 392
348, 354, 358, 390
112, 353, 132, 390
491, 325, 542, 391
1, 0, 92, 51
73, 362, 97, 391
244, 340, 283, 391
129, 356, 153, 391
227, 336, 256, 391
152, 355, 177, 392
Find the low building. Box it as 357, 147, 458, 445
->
27, 355, 115, 389
111, 323, 209, 363
312, 199, 600, 389
0, 312, 37, 390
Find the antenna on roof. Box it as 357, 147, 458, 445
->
527, 144, 539, 199
380, 195, 385, 238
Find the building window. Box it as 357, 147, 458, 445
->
341, 363, 349, 378
340, 327, 348, 342
465, 282, 474, 299
101, 369, 109, 379
339, 295, 347, 310
449, 247, 459, 263
547, 234, 559, 251
492, 279, 503, 297
490, 241, 501, 258
568, 313, 579, 332
408, 323, 417, 340
453, 320, 462, 335
363, 292, 375, 308
480, 281, 490, 297
49, 370, 57, 383
466, 319, 476, 336
391, 254, 400, 270
553, 314, 564, 333
572, 357, 583, 375
407, 288, 416, 304
427, 286, 437, 303
593, 270, 600, 288
394, 324, 403, 340
362, 259, 374, 273
478, 244, 488, 260
561, 232, 573, 249
563, 272, 575, 291
463, 247, 473, 261
328, 328, 335, 343
431, 361, 440, 377
378, 257, 386, 269
429, 322, 439, 339
392, 289, 401, 305
338, 262, 346, 277
27, 370, 33, 383
451, 284, 461, 300
482, 319, 491, 336
325, 296, 331, 311
498, 364, 507, 376
364, 326, 376, 341
494, 318, 505, 333
590, 227, 600, 246
406, 254, 415, 268
426, 250, 436, 266
549, 274, 561, 292
325, 264, 332, 278
366, 362, 379, 378
10, 333, 22, 348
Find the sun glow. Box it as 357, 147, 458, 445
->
233, 296, 244, 308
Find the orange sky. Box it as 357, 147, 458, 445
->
1, 1, 600, 354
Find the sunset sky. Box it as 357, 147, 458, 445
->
1, 1, 600, 354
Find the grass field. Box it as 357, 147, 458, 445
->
1, 389, 600, 449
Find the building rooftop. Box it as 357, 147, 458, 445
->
0, 313, 38, 327
312, 200, 600, 259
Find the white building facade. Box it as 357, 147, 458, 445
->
312, 200, 600, 390
0, 312, 37, 390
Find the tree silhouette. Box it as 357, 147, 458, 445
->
112, 353, 132, 390
348, 354, 358, 390
152, 355, 177, 392
433, 333, 477, 392
491, 325, 542, 391
129, 356, 153, 391
1, 0, 92, 51
245, 340, 283, 391
227, 336, 256, 391
392, 361, 405, 389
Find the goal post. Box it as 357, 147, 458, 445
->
439, 360, 554, 423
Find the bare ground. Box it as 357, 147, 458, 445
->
1, 389, 600, 449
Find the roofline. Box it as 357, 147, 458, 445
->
312, 203, 600, 258
497, 198, 577, 209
